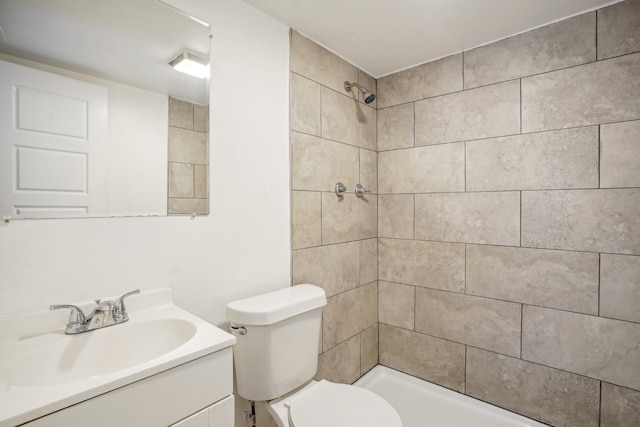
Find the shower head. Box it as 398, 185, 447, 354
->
344, 81, 376, 104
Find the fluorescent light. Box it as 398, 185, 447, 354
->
169, 51, 209, 79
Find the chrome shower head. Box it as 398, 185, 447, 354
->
344, 81, 376, 104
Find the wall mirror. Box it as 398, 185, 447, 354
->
0, 0, 211, 219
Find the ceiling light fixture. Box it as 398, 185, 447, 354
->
169, 51, 209, 79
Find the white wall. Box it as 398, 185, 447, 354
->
0, 0, 291, 326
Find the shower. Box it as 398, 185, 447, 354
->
344, 81, 376, 104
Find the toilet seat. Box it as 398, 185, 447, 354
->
288, 380, 402, 427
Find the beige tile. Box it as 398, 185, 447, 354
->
322, 88, 376, 150
467, 347, 600, 427
193, 104, 208, 133
467, 245, 599, 314
522, 189, 640, 254
168, 198, 208, 215
359, 239, 377, 286
291, 191, 321, 249
291, 132, 359, 191
291, 73, 321, 136
415, 192, 520, 246
522, 53, 640, 132
360, 324, 379, 375
466, 127, 599, 191
415, 288, 521, 357
522, 305, 640, 390
321, 193, 376, 244
359, 148, 377, 193
290, 31, 358, 95
168, 162, 193, 198
415, 80, 520, 146
292, 242, 359, 297
464, 13, 596, 89
316, 334, 361, 384
168, 127, 207, 164
169, 97, 193, 129
377, 104, 414, 151
601, 254, 640, 323
378, 195, 414, 239
378, 238, 465, 292
601, 120, 640, 188
379, 281, 414, 330
323, 283, 377, 351
597, 0, 640, 60
601, 382, 640, 427
377, 54, 463, 108
358, 69, 377, 109
379, 324, 465, 392
379, 143, 465, 193
194, 164, 208, 199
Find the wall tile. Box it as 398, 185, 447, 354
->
522, 52, 640, 132
323, 282, 377, 350
169, 97, 193, 129
464, 13, 596, 89
377, 104, 414, 151
467, 245, 599, 314
360, 323, 379, 375
378, 195, 414, 239
379, 281, 414, 330
466, 127, 599, 191
168, 127, 207, 164
359, 239, 378, 286
521, 189, 640, 254
415, 288, 521, 357
601, 254, 640, 323
378, 143, 465, 193
194, 164, 207, 199
359, 148, 378, 193
168, 162, 194, 198
601, 120, 640, 188
316, 334, 361, 384
291, 73, 321, 136
292, 242, 359, 297
168, 198, 208, 215
466, 347, 600, 427
379, 324, 465, 392
522, 305, 640, 391
193, 104, 208, 133
597, 0, 640, 60
291, 191, 321, 249
415, 80, 520, 146
322, 87, 376, 150
290, 31, 358, 95
601, 382, 640, 427
415, 192, 520, 246
291, 132, 359, 192
321, 193, 376, 244
378, 238, 465, 292
357, 69, 377, 109
377, 54, 463, 108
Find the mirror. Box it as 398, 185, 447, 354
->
0, 0, 211, 218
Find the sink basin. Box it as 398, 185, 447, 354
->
3, 318, 196, 386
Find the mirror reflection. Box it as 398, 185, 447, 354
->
0, 0, 211, 219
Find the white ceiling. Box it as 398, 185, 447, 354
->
243, 0, 622, 77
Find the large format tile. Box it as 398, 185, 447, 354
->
291, 191, 321, 249
415, 192, 520, 246
321, 193, 376, 244
522, 53, 640, 132
377, 103, 414, 151
379, 324, 465, 392
415, 80, 520, 146
600, 120, 640, 188
466, 127, 599, 191
322, 88, 376, 150
377, 54, 463, 108
600, 254, 640, 323
522, 305, 640, 390
597, 0, 640, 60
601, 383, 640, 427
415, 288, 521, 357
360, 324, 379, 375
378, 195, 414, 239
466, 245, 599, 314
359, 239, 378, 285
464, 13, 595, 89
168, 127, 207, 164
378, 143, 465, 194
467, 347, 600, 427
322, 282, 377, 350
316, 334, 361, 384
378, 238, 465, 292
359, 148, 377, 193
290, 73, 321, 136
379, 281, 414, 330
292, 242, 359, 297
521, 189, 640, 254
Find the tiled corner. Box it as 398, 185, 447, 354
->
359, 148, 378, 193
316, 334, 361, 384
600, 120, 640, 188
321, 87, 376, 150
359, 239, 378, 285
169, 97, 193, 129
291, 191, 321, 249
600, 254, 640, 323
597, 0, 640, 60
321, 193, 376, 244
378, 195, 414, 239
291, 72, 321, 136
378, 281, 414, 330
601, 382, 640, 427
360, 323, 379, 375
292, 242, 359, 297
377, 103, 414, 151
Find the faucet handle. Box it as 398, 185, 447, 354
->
113, 289, 141, 321
50, 304, 86, 325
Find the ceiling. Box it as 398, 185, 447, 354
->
243, 0, 622, 77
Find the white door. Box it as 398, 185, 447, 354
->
0, 59, 108, 218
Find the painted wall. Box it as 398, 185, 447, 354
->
0, 0, 291, 327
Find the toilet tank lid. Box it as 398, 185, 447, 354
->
226, 284, 327, 326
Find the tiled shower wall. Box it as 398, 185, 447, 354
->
377, 2, 640, 427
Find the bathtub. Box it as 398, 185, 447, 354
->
354, 366, 548, 427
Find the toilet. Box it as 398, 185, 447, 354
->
227, 284, 402, 427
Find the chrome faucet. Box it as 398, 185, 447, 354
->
51, 289, 140, 334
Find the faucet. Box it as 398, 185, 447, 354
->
51, 289, 141, 334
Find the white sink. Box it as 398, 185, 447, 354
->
0, 288, 235, 427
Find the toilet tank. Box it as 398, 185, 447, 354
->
227, 284, 327, 401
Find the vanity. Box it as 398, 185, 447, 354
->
0, 288, 236, 426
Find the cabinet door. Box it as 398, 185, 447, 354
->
171, 395, 234, 427
172, 407, 209, 427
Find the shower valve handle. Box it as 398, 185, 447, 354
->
355, 184, 370, 197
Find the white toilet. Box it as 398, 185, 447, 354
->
227, 284, 402, 427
